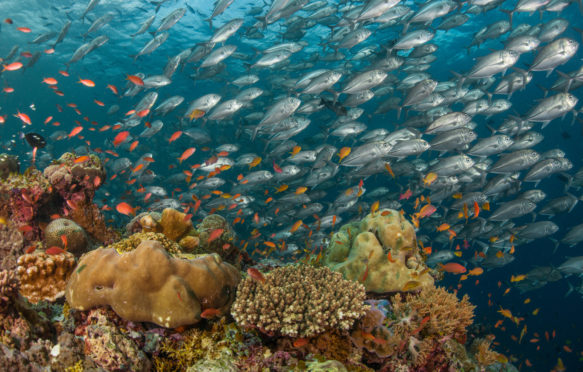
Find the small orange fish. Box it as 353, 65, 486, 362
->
169, 131, 183, 143
74, 155, 90, 164
16, 27, 32, 33
200, 308, 221, 319
290, 220, 303, 233
188, 109, 205, 121
127, 75, 144, 86
178, 147, 196, 163
295, 186, 307, 194
116, 202, 136, 216
15, 111, 32, 125
207, 228, 224, 243
3, 62, 23, 71
78, 78, 95, 87
423, 172, 438, 185
45, 246, 65, 255
384, 162, 395, 178
113, 131, 130, 147
249, 156, 261, 169
337, 147, 351, 162
293, 338, 309, 348
290, 145, 301, 156
247, 267, 266, 283
107, 84, 118, 94
68, 126, 84, 138
439, 262, 467, 274
42, 77, 58, 85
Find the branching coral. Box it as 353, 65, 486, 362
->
231, 264, 368, 338
66, 240, 240, 328
16, 251, 77, 304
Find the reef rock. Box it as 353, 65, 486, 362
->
66, 240, 241, 328
324, 209, 434, 293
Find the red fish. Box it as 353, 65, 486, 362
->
68, 126, 83, 138
46, 246, 65, 255
439, 262, 467, 274
3, 62, 23, 71
113, 131, 130, 147
15, 111, 31, 125
178, 147, 196, 163
399, 189, 412, 200
127, 75, 144, 86
207, 228, 224, 243
247, 268, 266, 283
200, 308, 221, 319
273, 160, 282, 173
116, 202, 136, 216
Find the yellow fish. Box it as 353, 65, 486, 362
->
510, 274, 527, 282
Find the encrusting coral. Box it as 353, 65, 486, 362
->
106, 231, 182, 254
0, 223, 25, 271
324, 209, 434, 293
16, 251, 77, 304
231, 264, 368, 338
0, 270, 19, 312
159, 208, 193, 242
44, 218, 89, 256
66, 240, 241, 328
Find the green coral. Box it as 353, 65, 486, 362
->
107, 232, 182, 254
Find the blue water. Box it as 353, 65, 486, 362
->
1, 0, 583, 369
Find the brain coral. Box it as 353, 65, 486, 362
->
44, 218, 88, 256
66, 240, 241, 328
324, 209, 434, 293
231, 264, 368, 338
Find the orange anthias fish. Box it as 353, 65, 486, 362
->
3, 62, 23, 71
200, 308, 221, 319
113, 131, 130, 147
178, 147, 196, 163
127, 75, 144, 86
115, 202, 136, 216
438, 262, 467, 274
207, 228, 224, 243
188, 109, 205, 121
78, 78, 95, 87
247, 267, 266, 283
290, 220, 303, 233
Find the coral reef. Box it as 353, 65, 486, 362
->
0, 153, 19, 179
78, 308, 152, 371
0, 223, 25, 271
16, 251, 77, 304
66, 240, 241, 328
44, 218, 89, 256
107, 231, 182, 254
0, 269, 19, 312
43, 152, 105, 203
231, 264, 368, 338
196, 214, 239, 261
0, 168, 53, 230
159, 208, 193, 241
324, 209, 434, 293
68, 199, 119, 245
350, 283, 476, 369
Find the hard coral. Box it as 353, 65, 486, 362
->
107, 231, 182, 254
80, 308, 151, 371
68, 199, 119, 245
0, 223, 25, 271
159, 208, 193, 241
324, 209, 434, 293
196, 214, 238, 259
0, 269, 19, 312
43, 152, 105, 201
66, 240, 240, 328
231, 264, 368, 338
44, 218, 88, 256
0, 168, 53, 227
16, 251, 76, 304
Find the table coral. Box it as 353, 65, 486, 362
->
324, 209, 434, 293
16, 251, 77, 304
66, 240, 241, 328
231, 264, 368, 338
44, 218, 88, 256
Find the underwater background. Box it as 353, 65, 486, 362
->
1, 0, 583, 370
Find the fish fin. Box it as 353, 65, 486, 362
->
205, 18, 213, 29
500, 8, 513, 25
556, 70, 573, 92
565, 281, 574, 297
